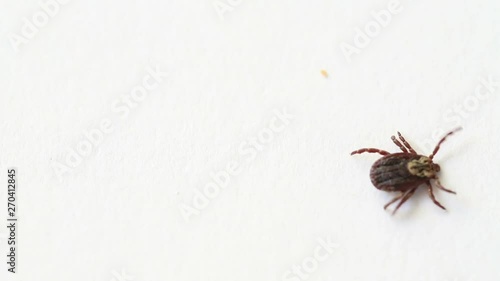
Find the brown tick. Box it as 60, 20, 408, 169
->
351, 128, 462, 214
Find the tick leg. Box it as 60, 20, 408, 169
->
397, 132, 417, 154
384, 191, 405, 209
430, 127, 462, 160
391, 136, 408, 153
426, 181, 446, 210
351, 148, 390, 156
392, 188, 417, 215
434, 179, 456, 194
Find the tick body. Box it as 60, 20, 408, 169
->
351, 128, 462, 214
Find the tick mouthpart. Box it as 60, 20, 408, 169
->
433, 163, 441, 172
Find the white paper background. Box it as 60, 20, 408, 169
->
1, 0, 500, 280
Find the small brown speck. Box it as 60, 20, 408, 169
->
321, 70, 329, 78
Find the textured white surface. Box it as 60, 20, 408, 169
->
1, 0, 500, 280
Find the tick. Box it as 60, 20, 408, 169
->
351, 128, 462, 214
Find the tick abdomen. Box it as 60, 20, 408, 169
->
370, 153, 426, 191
